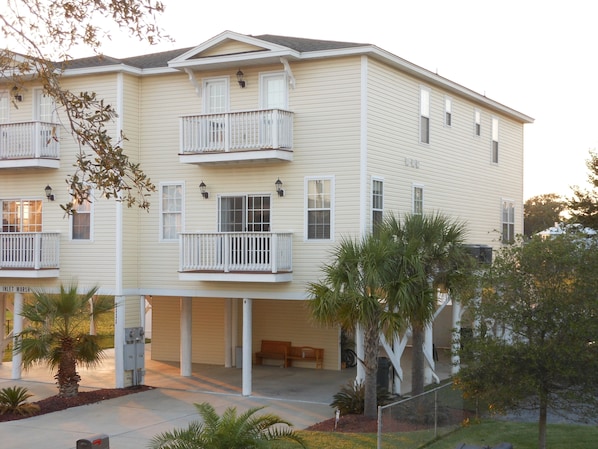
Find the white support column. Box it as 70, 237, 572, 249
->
451, 300, 462, 375
0, 294, 5, 366
140, 295, 146, 331
11, 292, 23, 380
232, 299, 239, 367
114, 295, 125, 388
242, 298, 252, 396
224, 298, 232, 368
356, 324, 365, 382
180, 297, 192, 377
423, 323, 434, 385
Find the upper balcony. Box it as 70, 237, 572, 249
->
0, 232, 60, 278
179, 231, 293, 282
0, 121, 61, 169
179, 109, 293, 165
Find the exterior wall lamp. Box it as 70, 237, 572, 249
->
275, 178, 284, 197
11, 86, 23, 102
44, 185, 55, 201
199, 181, 209, 199
236, 70, 246, 88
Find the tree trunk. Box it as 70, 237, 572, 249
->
411, 323, 425, 396
57, 338, 80, 398
538, 395, 548, 449
363, 323, 380, 418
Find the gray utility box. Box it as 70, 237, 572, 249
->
124, 327, 145, 385
76, 434, 109, 449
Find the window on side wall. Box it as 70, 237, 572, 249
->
492, 117, 499, 163
372, 178, 383, 234
420, 87, 430, 144
502, 199, 515, 244
71, 196, 92, 240
306, 177, 333, 240
474, 109, 481, 137
413, 185, 424, 215
160, 183, 184, 241
445, 97, 452, 127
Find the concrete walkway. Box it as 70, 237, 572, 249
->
0, 346, 453, 449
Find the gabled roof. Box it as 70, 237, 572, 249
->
57, 30, 533, 123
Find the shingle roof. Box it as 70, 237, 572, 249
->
62, 34, 368, 70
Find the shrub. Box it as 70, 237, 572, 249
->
331, 380, 394, 415
0, 386, 40, 416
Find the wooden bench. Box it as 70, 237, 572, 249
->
286, 346, 324, 369
255, 340, 291, 367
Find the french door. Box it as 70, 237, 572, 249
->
219, 195, 271, 269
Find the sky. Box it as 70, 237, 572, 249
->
81, 0, 597, 200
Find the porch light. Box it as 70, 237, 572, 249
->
236, 70, 246, 88
44, 185, 55, 201
275, 178, 284, 197
199, 181, 209, 199
11, 86, 23, 102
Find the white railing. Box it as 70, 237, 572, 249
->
0, 121, 60, 159
180, 232, 292, 273
0, 232, 60, 269
180, 109, 293, 153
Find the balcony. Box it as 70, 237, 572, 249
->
179, 109, 293, 164
179, 232, 293, 282
0, 232, 60, 278
0, 121, 61, 169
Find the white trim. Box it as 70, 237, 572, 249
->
159, 182, 185, 242
304, 175, 335, 242
360, 56, 368, 236
412, 183, 425, 215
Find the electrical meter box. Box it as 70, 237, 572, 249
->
124, 327, 145, 386
76, 434, 110, 449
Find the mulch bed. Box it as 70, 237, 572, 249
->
0, 385, 154, 422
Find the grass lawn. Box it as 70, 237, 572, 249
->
286, 420, 598, 449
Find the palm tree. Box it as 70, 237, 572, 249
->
15, 283, 114, 397
307, 233, 411, 418
382, 212, 471, 396
149, 402, 306, 449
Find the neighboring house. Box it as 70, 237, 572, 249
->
0, 31, 533, 393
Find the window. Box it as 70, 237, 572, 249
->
492, 117, 499, 163
444, 97, 452, 127
372, 179, 383, 233
502, 200, 515, 244
474, 109, 481, 137
306, 178, 333, 240
34, 89, 56, 122
2, 200, 42, 232
219, 195, 270, 232
260, 72, 288, 109
420, 87, 430, 144
71, 197, 92, 240
160, 183, 184, 241
413, 185, 424, 215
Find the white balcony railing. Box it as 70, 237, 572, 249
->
180, 109, 293, 154
0, 121, 60, 160
0, 232, 60, 269
180, 232, 292, 274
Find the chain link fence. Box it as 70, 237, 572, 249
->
377, 382, 475, 449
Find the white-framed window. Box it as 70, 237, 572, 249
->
203, 78, 228, 113
70, 195, 93, 241
0, 91, 9, 123
33, 88, 56, 122
305, 177, 334, 240
501, 199, 515, 244
260, 72, 288, 109
2, 200, 42, 232
491, 117, 499, 163
412, 184, 424, 215
474, 109, 481, 137
444, 97, 452, 127
160, 182, 184, 241
420, 87, 430, 144
372, 178, 384, 233
219, 195, 271, 232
